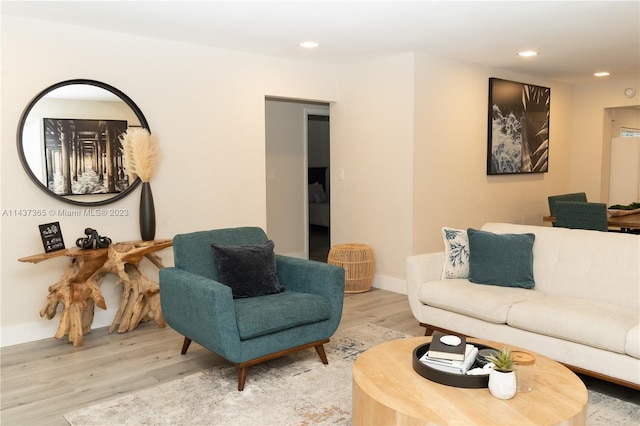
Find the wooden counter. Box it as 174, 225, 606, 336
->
543, 212, 640, 231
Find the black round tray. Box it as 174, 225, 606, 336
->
412, 342, 497, 388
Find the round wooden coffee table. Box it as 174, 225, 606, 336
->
352, 336, 587, 425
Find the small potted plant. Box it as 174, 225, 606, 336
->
485, 347, 517, 399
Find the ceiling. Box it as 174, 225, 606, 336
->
2, 1, 639, 85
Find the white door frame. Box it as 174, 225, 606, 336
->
303, 107, 330, 259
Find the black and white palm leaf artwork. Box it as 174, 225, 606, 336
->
488, 78, 550, 175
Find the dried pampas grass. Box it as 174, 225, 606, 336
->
119, 128, 161, 183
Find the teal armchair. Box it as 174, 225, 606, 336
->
159, 227, 345, 390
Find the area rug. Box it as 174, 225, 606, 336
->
65, 323, 638, 425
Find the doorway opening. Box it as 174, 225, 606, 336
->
265, 99, 330, 260
602, 106, 640, 205
307, 112, 331, 262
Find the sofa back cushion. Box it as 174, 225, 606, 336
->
481, 223, 639, 310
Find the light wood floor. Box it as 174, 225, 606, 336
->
0, 289, 423, 425
1, 289, 637, 425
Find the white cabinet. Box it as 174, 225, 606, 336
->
609, 137, 640, 205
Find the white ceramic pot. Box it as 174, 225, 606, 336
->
488, 370, 517, 399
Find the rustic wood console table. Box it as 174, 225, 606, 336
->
18, 239, 172, 347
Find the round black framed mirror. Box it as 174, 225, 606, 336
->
17, 79, 149, 206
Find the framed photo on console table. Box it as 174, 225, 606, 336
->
487, 78, 550, 175
39, 221, 65, 253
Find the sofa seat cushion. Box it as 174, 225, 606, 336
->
234, 291, 331, 340
418, 279, 545, 324
507, 296, 640, 354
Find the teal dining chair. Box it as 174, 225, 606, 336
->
548, 192, 588, 216
554, 201, 608, 232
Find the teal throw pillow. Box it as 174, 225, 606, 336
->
467, 228, 535, 289
211, 240, 285, 298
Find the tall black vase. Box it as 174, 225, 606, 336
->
139, 181, 156, 241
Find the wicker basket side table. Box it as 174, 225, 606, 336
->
327, 243, 374, 293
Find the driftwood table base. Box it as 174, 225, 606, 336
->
19, 239, 172, 347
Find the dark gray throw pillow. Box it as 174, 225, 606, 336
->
211, 240, 284, 298
467, 228, 535, 289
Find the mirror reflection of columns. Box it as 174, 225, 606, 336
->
17, 79, 149, 206
60, 120, 72, 195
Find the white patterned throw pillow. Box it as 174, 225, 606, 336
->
441, 227, 470, 279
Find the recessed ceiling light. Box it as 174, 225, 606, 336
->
594, 72, 610, 77
299, 41, 320, 49
517, 51, 538, 57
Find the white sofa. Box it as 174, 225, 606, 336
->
407, 222, 640, 389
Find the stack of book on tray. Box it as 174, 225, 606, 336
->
419, 331, 478, 375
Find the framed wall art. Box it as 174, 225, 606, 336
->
43, 118, 129, 195
487, 78, 550, 175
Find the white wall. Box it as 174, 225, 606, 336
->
609, 107, 640, 137
1, 16, 340, 346
570, 78, 640, 201
331, 53, 416, 292
412, 53, 576, 255
2, 14, 635, 347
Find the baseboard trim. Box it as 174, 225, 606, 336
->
1, 308, 119, 347
372, 274, 407, 295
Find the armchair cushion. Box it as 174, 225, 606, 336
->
234, 291, 331, 340
211, 240, 284, 298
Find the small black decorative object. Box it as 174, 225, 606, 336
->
39, 222, 65, 253
75, 228, 112, 249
